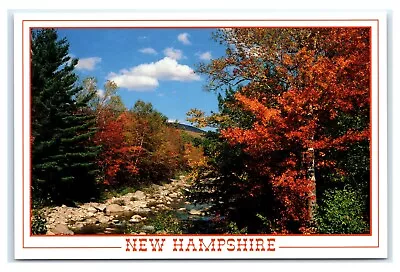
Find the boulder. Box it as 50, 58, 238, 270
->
86, 206, 98, 213
132, 190, 146, 200
129, 214, 143, 223
141, 225, 155, 233
105, 204, 124, 214
50, 223, 74, 235
96, 214, 110, 224
94, 204, 107, 212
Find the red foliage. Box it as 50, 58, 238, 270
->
93, 110, 143, 185
220, 28, 370, 231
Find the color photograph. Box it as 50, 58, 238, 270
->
13, 12, 387, 259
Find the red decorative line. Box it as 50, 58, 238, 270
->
279, 246, 379, 249
24, 246, 122, 249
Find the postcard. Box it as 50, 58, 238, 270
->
13, 11, 388, 259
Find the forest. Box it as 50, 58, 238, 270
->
31, 27, 371, 235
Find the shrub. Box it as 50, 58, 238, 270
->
31, 210, 47, 235
314, 185, 369, 234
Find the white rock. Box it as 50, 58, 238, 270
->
129, 214, 143, 223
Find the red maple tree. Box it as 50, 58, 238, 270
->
216, 28, 371, 232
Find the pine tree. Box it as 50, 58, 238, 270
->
31, 28, 100, 206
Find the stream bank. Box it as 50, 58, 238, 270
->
39, 176, 219, 235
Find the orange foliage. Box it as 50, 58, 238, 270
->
219, 28, 370, 231
93, 110, 143, 185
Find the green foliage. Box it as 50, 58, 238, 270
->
31, 210, 47, 235
31, 29, 100, 205
151, 212, 184, 234
314, 186, 369, 234
225, 221, 248, 234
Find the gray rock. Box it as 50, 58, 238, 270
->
105, 204, 124, 214
132, 207, 151, 217
141, 225, 155, 233
50, 223, 74, 235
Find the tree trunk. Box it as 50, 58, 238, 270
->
307, 147, 316, 221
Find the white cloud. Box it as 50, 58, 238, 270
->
107, 57, 200, 91
139, 47, 158, 55
178, 33, 191, 45
96, 89, 105, 98
163, 47, 183, 60
197, 51, 212, 61
76, 57, 102, 71
167, 119, 189, 125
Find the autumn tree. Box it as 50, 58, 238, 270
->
190, 28, 370, 233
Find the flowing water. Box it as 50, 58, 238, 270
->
72, 198, 220, 235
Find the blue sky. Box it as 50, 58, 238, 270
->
57, 28, 226, 125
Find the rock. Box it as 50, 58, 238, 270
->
112, 219, 119, 224
141, 225, 155, 233
169, 193, 178, 198
132, 207, 151, 217
129, 214, 143, 223
85, 217, 98, 224
105, 204, 124, 214
131, 200, 147, 208
160, 190, 170, 196
189, 209, 202, 215
166, 201, 171, 205
96, 214, 110, 224
132, 190, 146, 200
86, 206, 98, 213
50, 223, 74, 235
87, 212, 95, 217
147, 199, 158, 207
178, 207, 186, 211
94, 204, 107, 212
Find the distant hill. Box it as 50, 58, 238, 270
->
167, 122, 206, 137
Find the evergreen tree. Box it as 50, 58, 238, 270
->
31, 28, 100, 206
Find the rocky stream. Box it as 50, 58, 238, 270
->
40, 176, 216, 235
